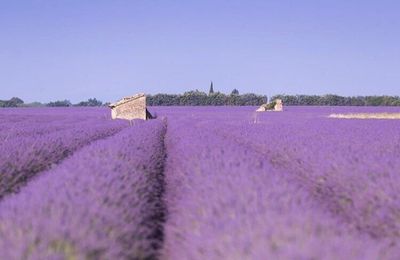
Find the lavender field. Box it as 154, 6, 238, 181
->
0, 106, 399, 259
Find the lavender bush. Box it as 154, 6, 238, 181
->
0, 107, 120, 143
0, 119, 166, 259
215, 107, 400, 240
0, 121, 126, 198
1, 106, 399, 259
159, 106, 400, 259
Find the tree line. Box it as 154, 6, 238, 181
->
0, 97, 24, 107
270, 94, 400, 106
147, 90, 267, 106
0, 89, 267, 107
0, 98, 104, 108
46, 98, 103, 107
2, 93, 400, 107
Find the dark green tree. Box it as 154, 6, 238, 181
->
181, 90, 208, 105
47, 100, 72, 107
231, 89, 239, 95
76, 98, 103, 107
3, 97, 24, 107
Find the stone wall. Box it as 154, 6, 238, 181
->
111, 96, 147, 120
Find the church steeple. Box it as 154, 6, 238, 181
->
209, 81, 214, 95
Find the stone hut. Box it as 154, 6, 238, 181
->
256, 99, 283, 112
109, 93, 153, 120
274, 99, 283, 111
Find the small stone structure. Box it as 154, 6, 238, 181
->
256, 99, 283, 112
109, 93, 153, 120
274, 99, 283, 111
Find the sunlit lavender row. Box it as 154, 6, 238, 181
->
0, 119, 166, 259
0, 107, 118, 141
0, 108, 127, 200
214, 107, 400, 240
160, 111, 400, 260
1, 106, 399, 259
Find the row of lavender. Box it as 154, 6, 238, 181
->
0, 118, 166, 259
0, 108, 127, 200
2, 106, 399, 259
157, 107, 400, 259
0, 107, 112, 136
215, 108, 400, 240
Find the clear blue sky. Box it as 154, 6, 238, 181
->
1, 0, 399, 103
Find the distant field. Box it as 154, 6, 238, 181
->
329, 112, 400, 119
0, 106, 399, 259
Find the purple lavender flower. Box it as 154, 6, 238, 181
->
157, 106, 400, 259
0, 108, 127, 199
0, 119, 166, 259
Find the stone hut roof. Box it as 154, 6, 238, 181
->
108, 93, 146, 108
